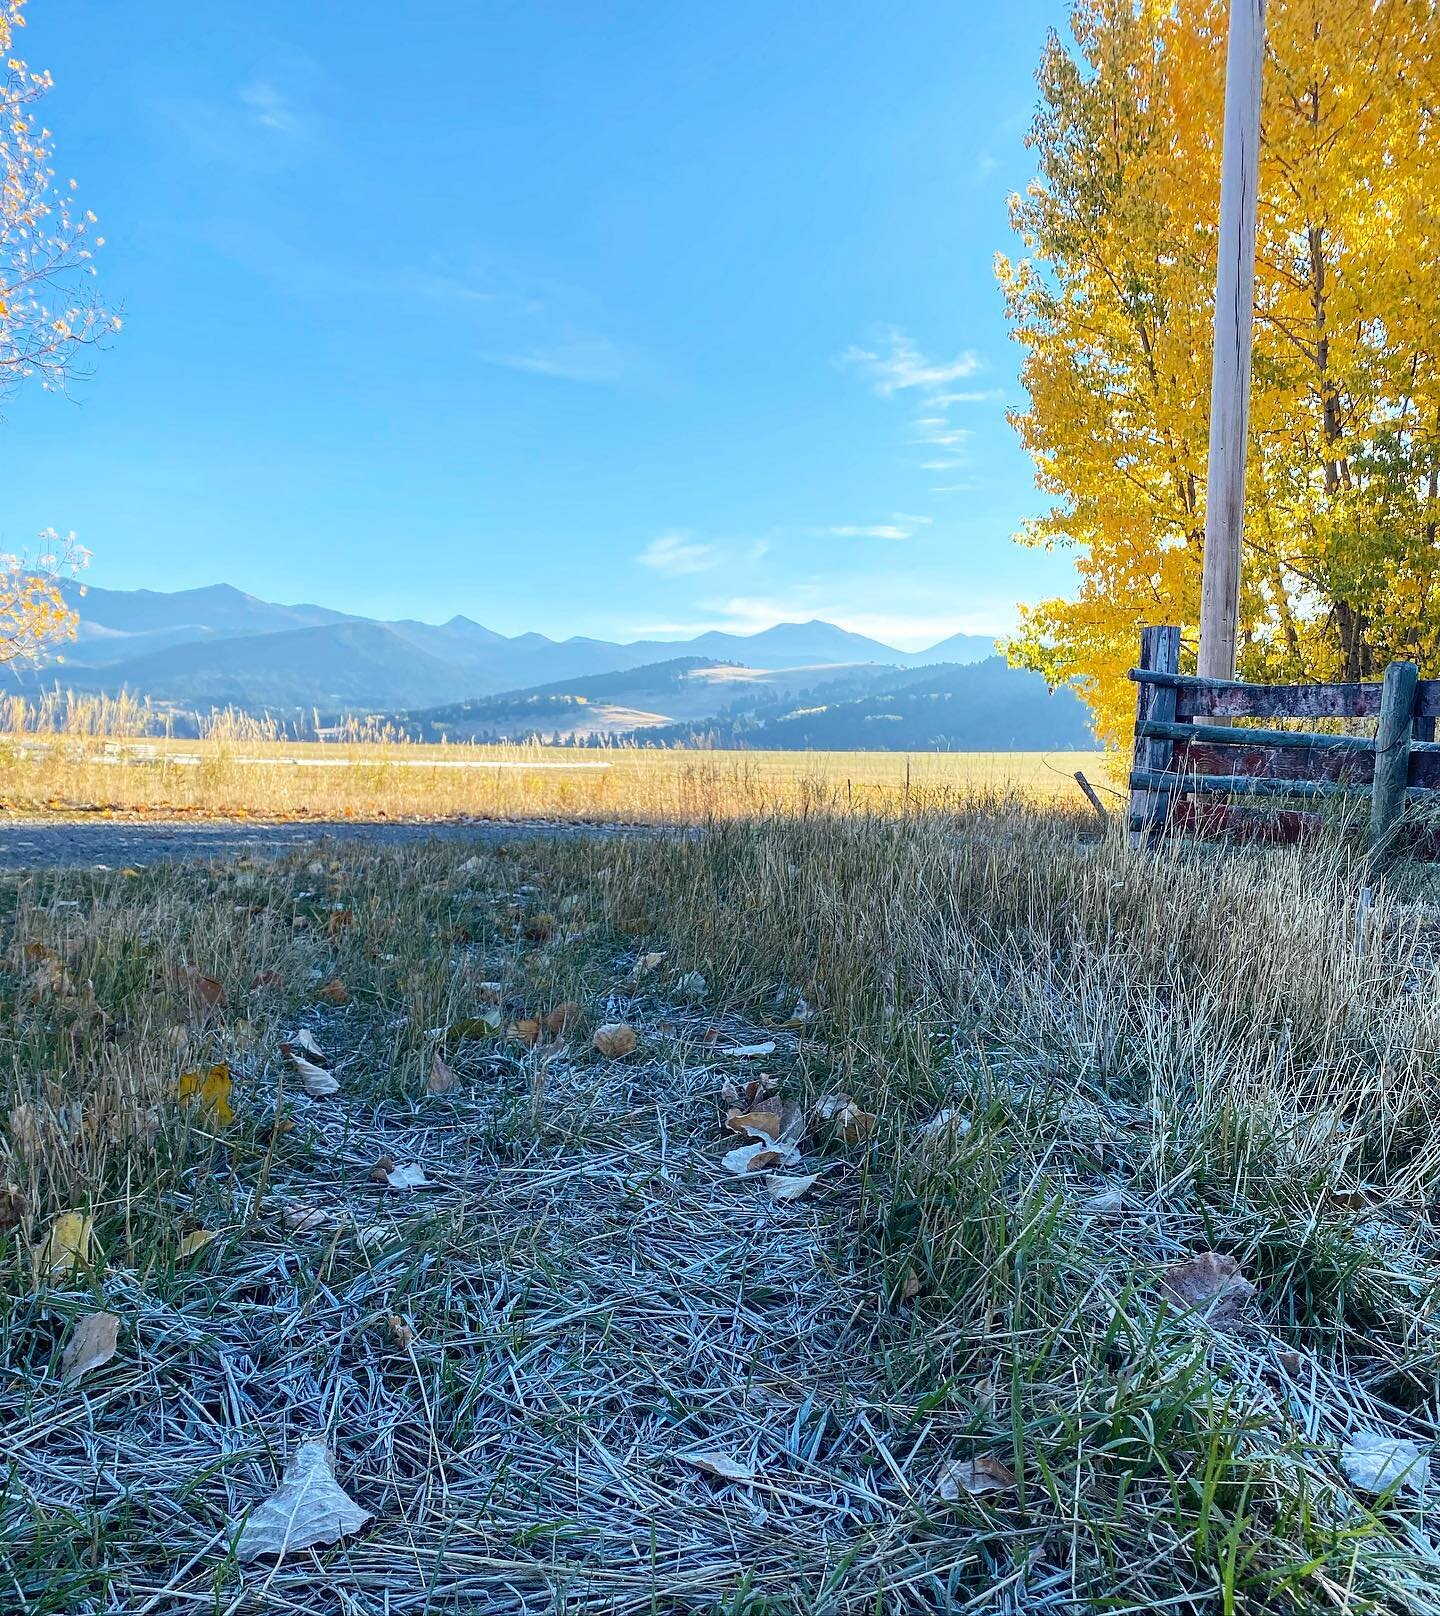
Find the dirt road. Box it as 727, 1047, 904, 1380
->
0, 817, 635, 870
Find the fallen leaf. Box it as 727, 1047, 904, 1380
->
723, 1142, 786, 1176
1158, 1252, 1256, 1328
725, 1106, 784, 1139
288, 1028, 327, 1062
678, 1449, 755, 1482
316, 979, 349, 1005
1341, 1432, 1430, 1497
61, 1310, 119, 1384
178, 1228, 219, 1258
938, 1455, 1017, 1500
814, 1092, 875, 1145
593, 1023, 638, 1058
0, 1184, 28, 1229
545, 1001, 584, 1037
382, 1163, 432, 1190
177, 1063, 234, 1128
249, 969, 285, 993
768, 1173, 819, 1201
386, 1313, 414, 1349
511, 1017, 543, 1047
634, 950, 666, 976
35, 1210, 94, 1278
427, 1054, 459, 1095
447, 1011, 502, 1040
901, 1269, 923, 1301
282, 1203, 335, 1234
281, 1043, 340, 1097
718, 1041, 776, 1058
675, 971, 708, 1000
325, 907, 353, 937
919, 1108, 972, 1146
234, 1439, 372, 1560
172, 966, 226, 1017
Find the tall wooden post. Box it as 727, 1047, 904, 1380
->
1368, 660, 1419, 869
1197, 0, 1267, 682
1129, 625, 1182, 847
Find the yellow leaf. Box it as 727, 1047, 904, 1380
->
34, 1210, 93, 1279
178, 1228, 219, 1258
177, 1062, 233, 1127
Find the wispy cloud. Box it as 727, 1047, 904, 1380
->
816, 512, 933, 542
483, 332, 637, 385
840, 329, 983, 397
638, 591, 1011, 651
635, 532, 719, 576
239, 79, 307, 138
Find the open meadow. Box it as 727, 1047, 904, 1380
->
0, 707, 1107, 823
4, 802, 1440, 1612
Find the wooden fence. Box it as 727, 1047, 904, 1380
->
1127, 626, 1440, 858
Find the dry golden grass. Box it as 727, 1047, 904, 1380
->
0, 710, 1108, 823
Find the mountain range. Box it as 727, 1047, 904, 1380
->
19, 581, 1090, 750
37, 582, 998, 713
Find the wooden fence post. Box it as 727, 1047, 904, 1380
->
1128, 625, 1181, 847
1368, 659, 1419, 866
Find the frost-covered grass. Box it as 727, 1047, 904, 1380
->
3, 808, 1440, 1612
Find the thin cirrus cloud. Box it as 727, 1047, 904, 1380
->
840, 329, 983, 397
818, 512, 934, 542
481, 332, 637, 385
635, 532, 720, 576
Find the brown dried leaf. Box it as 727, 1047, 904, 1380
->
593, 1022, 638, 1058
938, 1455, 1017, 1500
722, 1142, 785, 1175
679, 1449, 755, 1482
316, 979, 349, 1005
545, 1001, 584, 1037
427, 1054, 460, 1095
61, 1310, 120, 1384
1158, 1251, 1256, 1328
511, 1017, 543, 1047
171, 966, 226, 1017
0, 1184, 28, 1229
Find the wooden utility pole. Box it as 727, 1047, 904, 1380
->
1197, 0, 1266, 681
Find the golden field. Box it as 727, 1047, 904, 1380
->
0, 719, 1110, 823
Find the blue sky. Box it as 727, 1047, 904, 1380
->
4, 0, 1075, 650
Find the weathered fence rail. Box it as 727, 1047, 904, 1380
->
1127, 626, 1439, 858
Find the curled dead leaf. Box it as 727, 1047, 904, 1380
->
61, 1310, 120, 1384
593, 1022, 638, 1059
0, 1184, 28, 1229
938, 1455, 1017, 1500
545, 1001, 584, 1037
386, 1313, 414, 1350
316, 979, 349, 1005
511, 1017, 542, 1047
427, 1054, 460, 1095
171, 965, 226, 1017
722, 1142, 786, 1176
281, 1042, 340, 1097
814, 1092, 875, 1145
678, 1449, 755, 1482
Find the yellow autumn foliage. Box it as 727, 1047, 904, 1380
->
1000, 0, 1440, 743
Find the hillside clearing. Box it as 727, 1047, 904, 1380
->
4, 811, 1440, 1612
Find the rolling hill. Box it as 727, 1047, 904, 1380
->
397, 655, 1093, 751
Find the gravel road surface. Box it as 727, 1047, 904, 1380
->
0, 818, 634, 871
